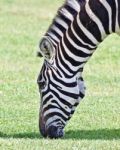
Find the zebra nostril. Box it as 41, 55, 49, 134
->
57, 128, 64, 137
47, 126, 64, 139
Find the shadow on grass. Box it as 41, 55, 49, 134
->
0, 132, 42, 139
0, 129, 120, 140
64, 129, 120, 140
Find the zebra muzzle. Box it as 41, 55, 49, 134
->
39, 113, 64, 138
47, 125, 64, 139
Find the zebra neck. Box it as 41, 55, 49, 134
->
46, 0, 120, 44
45, 0, 120, 77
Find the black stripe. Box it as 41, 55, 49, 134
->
73, 15, 96, 46
64, 5, 78, 16
54, 21, 66, 33
118, 0, 120, 27
45, 112, 68, 122
68, 25, 96, 50
51, 71, 77, 87
57, 44, 77, 76
80, 4, 103, 40
50, 81, 79, 99
79, 92, 85, 99
55, 50, 68, 77
106, 0, 117, 32
60, 40, 87, 67
49, 29, 62, 39
43, 102, 70, 117
64, 31, 93, 57
42, 95, 53, 106
58, 12, 71, 26
50, 89, 73, 107
46, 33, 58, 44
89, 0, 110, 34
48, 119, 65, 126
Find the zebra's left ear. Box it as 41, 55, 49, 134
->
37, 36, 54, 60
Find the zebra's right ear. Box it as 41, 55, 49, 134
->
37, 36, 54, 60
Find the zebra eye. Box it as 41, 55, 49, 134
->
64, 104, 72, 110
64, 106, 68, 109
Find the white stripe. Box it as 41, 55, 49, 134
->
56, 48, 73, 77
42, 93, 51, 101
52, 68, 73, 83
77, 13, 99, 45
43, 99, 60, 111
114, 0, 120, 32
54, 64, 65, 78
46, 115, 66, 127
43, 108, 68, 119
51, 25, 63, 37
62, 36, 90, 62
47, 32, 60, 42
66, 31, 95, 54
71, 23, 96, 49
58, 43, 79, 72
50, 85, 77, 105
67, 0, 80, 12
50, 73, 79, 95
51, 91, 74, 113
58, 44, 74, 75
49, 37, 57, 46
55, 17, 69, 30
43, 97, 71, 114
59, 7, 74, 21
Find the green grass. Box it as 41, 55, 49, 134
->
0, 0, 120, 149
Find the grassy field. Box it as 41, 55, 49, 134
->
0, 0, 120, 149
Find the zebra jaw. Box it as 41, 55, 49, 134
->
38, 36, 55, 61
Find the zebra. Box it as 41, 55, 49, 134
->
37, 0, 120, 138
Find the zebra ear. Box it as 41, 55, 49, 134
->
38, 36, 54, 60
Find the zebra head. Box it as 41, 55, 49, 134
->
37, 36, 86, 138
37, 0, 120, 139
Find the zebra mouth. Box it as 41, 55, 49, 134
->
39, 121, 64, 138
46, 125, 64, 138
